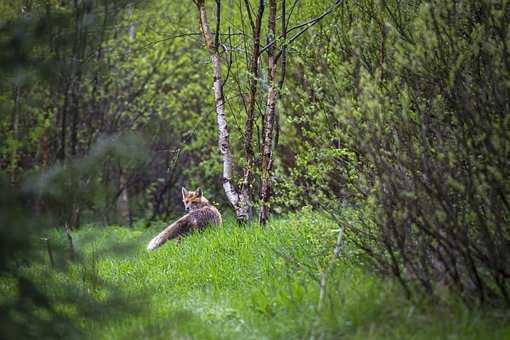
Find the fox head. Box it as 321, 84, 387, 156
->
182, 187, 210, 212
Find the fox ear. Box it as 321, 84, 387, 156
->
196, 187, 202, 197
182, 187, 188, 198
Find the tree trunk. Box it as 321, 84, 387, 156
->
240, 0, 264, 220
259, 0, 278, 225
195, 0, 251, 222
117, 167, 131, 226
128, 4, 136, 41
70, 78, 80, 157
10, 85, 20, 183
58, 79, 71, 162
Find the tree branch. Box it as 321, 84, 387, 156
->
259, 0, 344, 58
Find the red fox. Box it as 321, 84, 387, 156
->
147, 187, 222, 251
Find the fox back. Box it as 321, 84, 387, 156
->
147, 187, 222, 251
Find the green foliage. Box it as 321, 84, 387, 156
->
0, 171, 142, 339
267, 0, 510, 304
1, 2, 509, 336
342, 0, 510, 304
5, 212, 509, 339
292, 0, 508, 305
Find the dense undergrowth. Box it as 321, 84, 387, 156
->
3, 211, 509, 339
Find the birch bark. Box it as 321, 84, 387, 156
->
259, 0, 278, 225
195, 0, 251, 222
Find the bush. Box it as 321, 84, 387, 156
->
344, 0, 510, 305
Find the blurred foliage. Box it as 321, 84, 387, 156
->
0, 1, 152, 338
0, 0, 509, 326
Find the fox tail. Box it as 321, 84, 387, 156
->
147, 220, 184, 251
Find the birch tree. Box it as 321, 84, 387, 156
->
194, 0, 259, 222
194, 0, 338, 224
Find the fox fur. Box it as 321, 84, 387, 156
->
147, 187, 222, 251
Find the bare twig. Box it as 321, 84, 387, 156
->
41, 237, 55, 268
260, 0, 344, 58
215, 0, 221, 50
243, 0, 255, 31
65, 223, 75, 261
275, 0, 288, 149
310, 224, 345, 340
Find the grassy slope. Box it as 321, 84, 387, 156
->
15, 213, 510, 339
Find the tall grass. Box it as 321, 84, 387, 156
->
8, 211, 510, 339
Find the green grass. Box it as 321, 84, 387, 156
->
10, 212, 510, 339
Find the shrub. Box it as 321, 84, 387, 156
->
344, 0, 510, 305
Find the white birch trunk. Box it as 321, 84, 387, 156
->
196, 0, 251, 222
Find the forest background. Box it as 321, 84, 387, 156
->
0, 0, 509, 338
